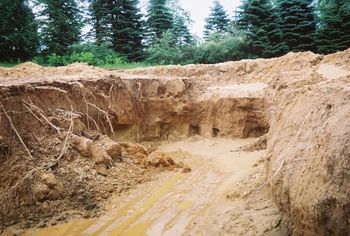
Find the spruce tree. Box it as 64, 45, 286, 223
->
277, 0, 317, 52
0, 0, 39, 61
168, 0, 194, 46
237, 0, 287, 58
89, 0, 145, 61
38, 0, 82, 55
316, 0, 350, 54
109, 0, 144, 61
146, 0, 173, 44
204, 0, 230, 39
172, 16, 194, 46
89, 0, 111, 46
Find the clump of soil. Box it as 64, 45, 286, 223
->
238, 135, 267, 152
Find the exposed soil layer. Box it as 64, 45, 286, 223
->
0, 48, 350, 235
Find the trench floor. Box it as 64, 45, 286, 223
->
18, 137, 282, 236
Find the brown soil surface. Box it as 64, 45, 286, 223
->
6, 138, 284, 236
0, 48, 350, 235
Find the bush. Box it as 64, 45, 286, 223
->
146, 31, 183, 65
184, 33, 249, 64
68, 43, 126, 65
34, 43, 126, 66
146, 31, 249, 65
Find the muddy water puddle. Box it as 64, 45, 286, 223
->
19, 138, 264, 236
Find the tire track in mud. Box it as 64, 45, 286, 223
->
21, 138, 277, 236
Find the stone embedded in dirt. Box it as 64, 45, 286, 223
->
71, 134, 123, 167
33, 172, 64, 202
72, 135, 93, 157
182, 166, 192, 173
33, 183, 50, 202
144, 151, 191, 172
126, 144, 149, 157
105, 143, 122, 161
96, 166, 109, 177
145, 151, 173, 168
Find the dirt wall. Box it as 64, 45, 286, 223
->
265, 75, 350, 235
0, 72, 269, 229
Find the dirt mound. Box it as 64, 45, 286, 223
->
0, 62, 108, 81
14, 62, 44, 70
122, 51, 322, 85
322, 48, 350, 69
0, 51, 322, 86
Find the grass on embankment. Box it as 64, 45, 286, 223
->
0, 63, 18, 67
0, 62, 155, 70
98, 62, 154, 70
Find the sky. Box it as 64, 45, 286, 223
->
141, 0, 242, 39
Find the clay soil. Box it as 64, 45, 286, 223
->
0, 48, 350, 235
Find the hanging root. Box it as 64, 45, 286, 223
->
87, 103, 114, 133
9, 169, 37, 193
22, 99, 61, 134
0, 209, 3, 235
1, 105, 33, 161
86, 113, 102, 133
256, 159, 286, 192
33, 86, 68, 94
256, 107, 319, 192
57, 106, 74, 162
108, 84, 114, 109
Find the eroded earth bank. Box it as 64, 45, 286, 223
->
0, 49, 349, 235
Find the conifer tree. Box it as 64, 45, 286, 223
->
277, 0, 317, 52
146, 0, 173, 43
237, 0, 287, 58
109, 0, 144, 60
89, 0, 111, 45
0, 0, 39, 61
316, 0, 350, 54
38, 0, 82, 55
204, 0, 230, 39
168, 0, 194, 46
89, 0, 145, 61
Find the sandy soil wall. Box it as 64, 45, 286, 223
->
0, 73, 269, 229
266, 75, 350, 235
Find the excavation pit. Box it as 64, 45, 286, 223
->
1, 49, 350, 235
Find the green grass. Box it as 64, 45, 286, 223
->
0, 61, 155, 70
99, 62, 154, 70
0, 63, 18, 67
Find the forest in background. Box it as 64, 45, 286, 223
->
0, 0, 349, 67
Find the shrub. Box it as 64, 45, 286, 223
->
146, 31, 249, 65
68, 43, 126, 65
146, 31, 183, 65
35, 43, 126, 66
185, 33, 249, 64
47, 53, 66, 66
